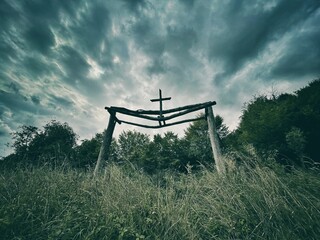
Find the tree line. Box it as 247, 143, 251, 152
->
1, 79, 319, 172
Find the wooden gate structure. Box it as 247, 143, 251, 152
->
94, 89, 225, 175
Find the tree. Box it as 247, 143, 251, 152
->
232, 78, 320, 166
294, 79, 320, 161
142, 132, 189, 173
238, 96, 284, 149
183, 114, 229, 165
116, 130, 150, 166
5, 120, 78, 167
11, 125, 39, 158
74, 133, 104, 169
30, 120, 78, 163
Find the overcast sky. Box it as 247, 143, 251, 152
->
1, 0, 320, 156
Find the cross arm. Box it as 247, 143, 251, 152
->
150, 97, 171, 102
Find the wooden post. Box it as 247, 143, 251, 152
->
206, 106, 225, 174
94, 112, 117, 176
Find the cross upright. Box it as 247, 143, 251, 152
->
150, 89, 171, 125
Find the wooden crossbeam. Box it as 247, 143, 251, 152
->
116, 116, 206, 129
107, 101, 216, 115
106, 101, 216, 122
150, 89, 171, 103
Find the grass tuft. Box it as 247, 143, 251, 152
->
1, 157, 319, 239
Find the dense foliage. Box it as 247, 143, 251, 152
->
1, 79, 319, 171
3, 120, 78, 168
228, 79, 320, 167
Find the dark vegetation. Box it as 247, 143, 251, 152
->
0, 79, 319, 239
2, 79, 319, 171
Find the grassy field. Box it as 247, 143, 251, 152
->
0, 156, 319, 239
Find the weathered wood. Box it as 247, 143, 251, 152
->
107, 101, 216, 115
150, 89, 171, 102
94, 98, 220, 176
206, 106, 225, 175
150, 89, 171, 125
94, 113, 117, 176
116, 116, 206, 129
107, 101, 216, 122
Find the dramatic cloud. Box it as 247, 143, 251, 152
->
1, 0, 320, 156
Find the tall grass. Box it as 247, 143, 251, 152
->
0, 156, 319, 239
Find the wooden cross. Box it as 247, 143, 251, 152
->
150, 89, 171, 125
95, 92, 225, 175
